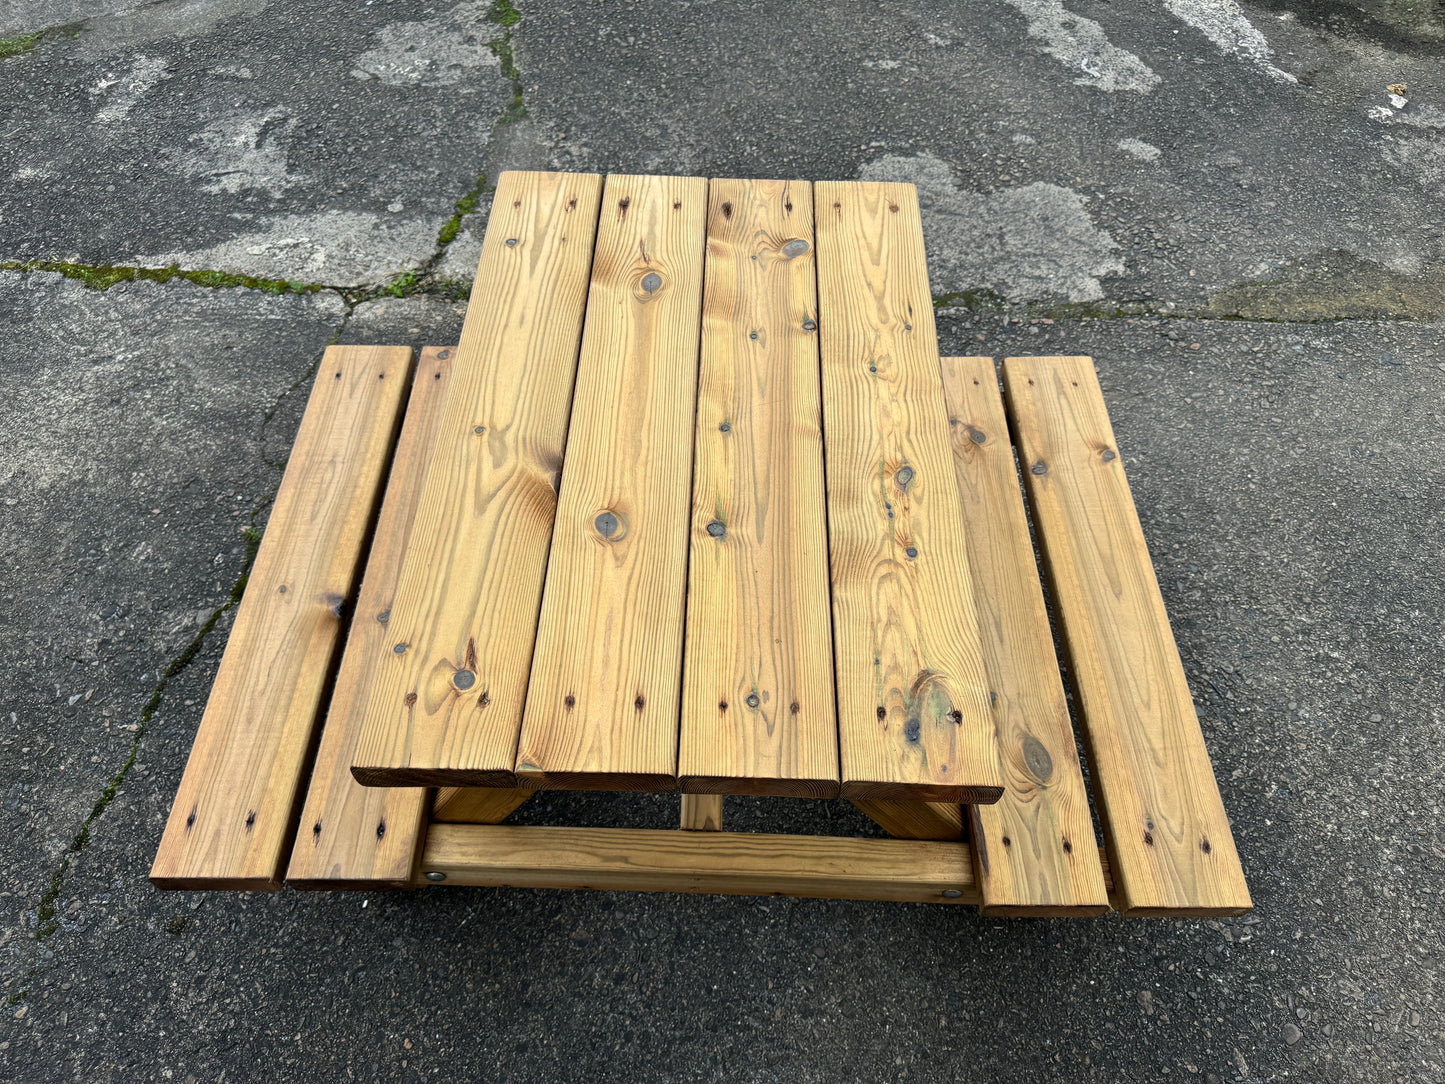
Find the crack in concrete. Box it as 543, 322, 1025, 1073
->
9, 306, 356, 1006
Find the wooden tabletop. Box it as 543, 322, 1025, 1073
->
349, 172, 1005, 804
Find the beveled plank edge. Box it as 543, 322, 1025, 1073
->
512, 770, 681, 793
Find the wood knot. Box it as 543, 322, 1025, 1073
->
721, 201, 733, 219
564, 694, 576, 711
635, 694, 645, 711
376, 820, 386, 840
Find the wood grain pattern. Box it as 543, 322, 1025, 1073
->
514, 174, 708, 791
941, 356, 1110, 916
287, 346, 453, 889
850, 800, 966, 841
352, 172, 603, 788
151, 345, 412, 890
431, 787, 533, 824
813, 181, 1000, 804
419, 823, 977, 903
678, 179, 838, 797
680, 794, 724, 830
1002, 356, 1251, 917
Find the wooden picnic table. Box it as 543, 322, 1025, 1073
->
150, 172, 1251, 916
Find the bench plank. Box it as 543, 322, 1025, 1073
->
351, 171, 603, 788
813, 181, 1000, 805
942, 356, 1110, 916
677, 179, 838, 798
151, 345, 413, 890
420, 824, 978, 903
286, 347, 453, 889
1002, 356, 1251, 917
514, 174, 708, 790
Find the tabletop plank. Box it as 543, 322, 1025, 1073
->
286, 347, 453, 889
514, 174, 708, 790
677, 179, 839, 798
942, 356, 1110, 916
813, 181, 1001, 805
351, 171, 603, 788
1002, 356, 1251, 916
151, 345, 412, 890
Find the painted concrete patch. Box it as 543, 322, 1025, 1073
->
999, 0, 1160, 93
859, 153, 1123, 303
351, 0, 502, 87
1118, 138, 1162, 161
140, 210, 441, 286
1370, 98, 1445, 193
168, 106, 309, 198
1165, 0, 1297, 83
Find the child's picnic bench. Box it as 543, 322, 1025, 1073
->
150, 172, 1251, 916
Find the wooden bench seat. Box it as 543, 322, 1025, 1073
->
152, 171, 1249, 916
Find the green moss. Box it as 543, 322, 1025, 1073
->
1205, 250, 1445, 322
488, 0, 522, 29
0, 30, 42, 59
383, 269, 421, 297
0, 260, 326, 295
436, 172, 489, 248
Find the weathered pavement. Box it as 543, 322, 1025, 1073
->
1, 2, 1441, 1081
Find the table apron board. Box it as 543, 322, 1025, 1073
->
151, 172, 1250, 917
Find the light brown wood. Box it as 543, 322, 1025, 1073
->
678, 179, 838, 798
850, 800, 965, 841
431, 787, 533, 824
352, 172, 603, 788
1001, 356, 1251, 917
514, 174, 708, 791
152, 345, 413, 890
419, 823, 977, 903
813, 181, 1000, 805
287, 347, 453, 889
941, 357, 1110, 917
679, 794, 724, 830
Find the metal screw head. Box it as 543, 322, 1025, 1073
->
505, 238, 518, 247
393, 642, 407, 654
595, 511, 619, 538
706, 520, 726, 539
1031, 462, 1048, 476
474, 425, 485, 435
801, 318, 817, 332
425, 871, 447, 882
436, 349, 451, 360
896, 465, 915, 488
376, 610, 390, 623
1101, 449, 1117, 462
719, 421, 731, 433
453, 669, 476, 690
745, 693, 760, 710
641, 272, 663, 293
905, 546, 918, 559
942, 889, 962, 899
782, 239, 810, 259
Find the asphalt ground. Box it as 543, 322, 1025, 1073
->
1, 2, 1442, 1081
